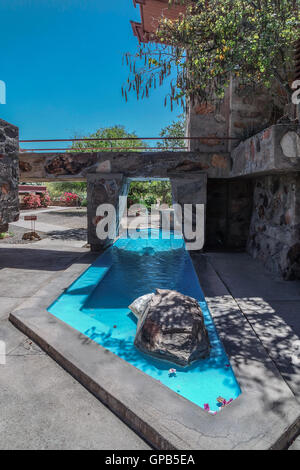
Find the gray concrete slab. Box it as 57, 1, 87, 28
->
201, 252, 300, 402
0, 298, 21, 321
20, 206, 67, 216
206, 252, 300, 301
289, 435, 300, 450
12, 219, 70, 233
10, 254, 300, 450
0, 319, 27, 354
0, 239, 149, 450
0, 269, 56, 298
0, 355, 150, 450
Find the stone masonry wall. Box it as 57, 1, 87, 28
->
188, 78, 282, 154
0, 119, 19, 232
187, 93, 230, 153
247, 174, 300, 280
228, 79, 279, 151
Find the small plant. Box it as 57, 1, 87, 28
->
60, 192, 80, 206
40, 191, 51, 207
23, 193, 42, 209
0, 231, 13, 239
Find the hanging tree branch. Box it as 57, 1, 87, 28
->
123, 0, 299, 110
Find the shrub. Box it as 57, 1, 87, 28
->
23, 193, 42, 209
60, 192, 80, 206
40, 191, 51, 207
46, 182, 87, 200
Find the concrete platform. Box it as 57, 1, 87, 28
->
9, 250, 300, 450
0, 241, 150, 450
289, 435, 300, 450
204, 253, 300, 401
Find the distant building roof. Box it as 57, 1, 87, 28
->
131, 0, 186, 43
19, 185, 47, 193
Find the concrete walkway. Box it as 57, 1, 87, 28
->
20, 206, 67, 216
204, 252, 300, 402
289, 435, 300, 450
0, 239, 150, 450
14, 207, 76, 233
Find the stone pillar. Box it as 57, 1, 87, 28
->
170, 173, 207, 251
247, 173, 300, 280
87, 173, 128, 251
0, 119, 19, 232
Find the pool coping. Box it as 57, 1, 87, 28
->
9, 250, 300, 450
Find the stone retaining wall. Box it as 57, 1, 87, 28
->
0, 119, 19, 232
247, 174, 300, 280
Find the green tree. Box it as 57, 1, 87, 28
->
157, 115, 186, 150
49, 125, 174, 208
47, 126, 146, 201
69, 125, 146, 152
127, 180, 172, 209
46, 181, 88, 202
124, 0, 299, 110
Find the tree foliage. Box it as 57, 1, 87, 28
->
157, 115, 186, 150
124, 0, 299, 109
69, 125, 146, 152
67, 125, 174, 208
128, 180, 172, 209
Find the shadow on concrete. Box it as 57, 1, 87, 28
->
0, 246, 94, 271
46, 210, 87, 218
192, 253, 300, 406
48, 228, 87, 241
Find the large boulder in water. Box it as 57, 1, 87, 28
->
130, 289, 210, 367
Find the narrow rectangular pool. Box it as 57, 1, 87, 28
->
49, 229, 241, 413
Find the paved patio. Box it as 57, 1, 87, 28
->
0, 238, 150, 450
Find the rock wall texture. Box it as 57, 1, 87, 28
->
187, 93, 230, 153
231, 125, 300, 177
0, 119, 19, 231
19, 150, 230, 182
228, 80, 279, 150
206, 179, 253, 251
87, 173, 127, 251
187, 78, 280, 154
247, 174, 300, 280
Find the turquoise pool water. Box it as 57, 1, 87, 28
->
49, 229, 241, 413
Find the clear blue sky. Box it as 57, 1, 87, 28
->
0, 0, 180, 150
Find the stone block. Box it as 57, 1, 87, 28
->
0, 119, 19, 228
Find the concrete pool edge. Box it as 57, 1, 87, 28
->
9, 251, 300, 450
